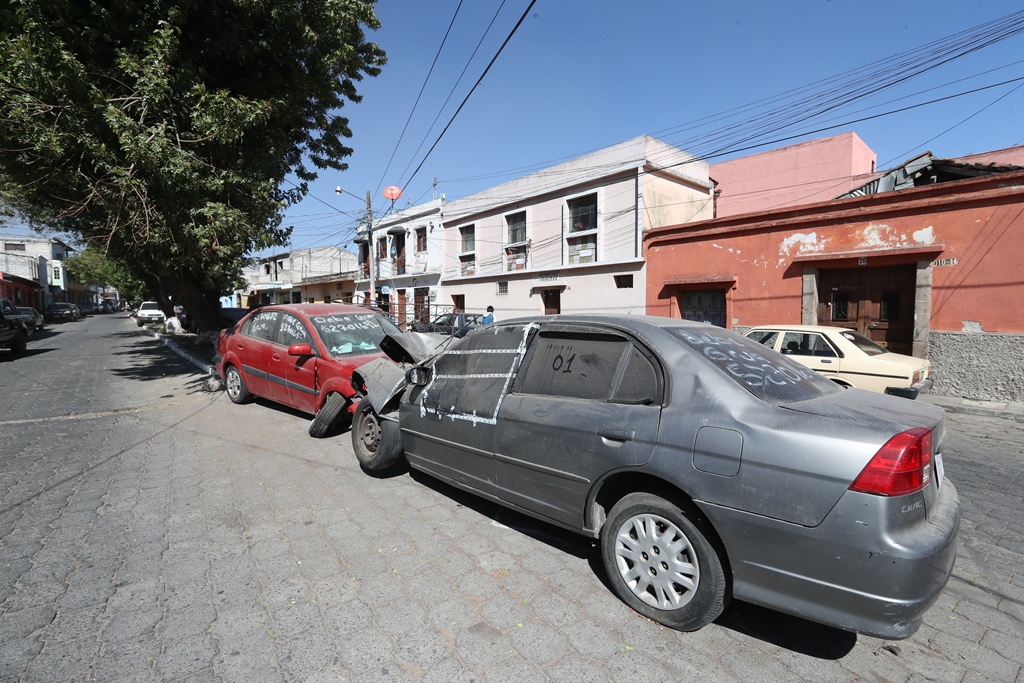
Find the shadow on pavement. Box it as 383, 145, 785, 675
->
109, 340, 207, 387
406, 466, 858, 659
1, 347, 56, 362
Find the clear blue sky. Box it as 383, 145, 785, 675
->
283, 0, 1024, 254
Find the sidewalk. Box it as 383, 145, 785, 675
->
145, 326, 1024, 422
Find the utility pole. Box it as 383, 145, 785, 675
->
337, 186, 376, 307
365, 189, 374, 308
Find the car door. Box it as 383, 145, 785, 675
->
778, 331, 842, 381
233, 310, 280, 399
401, 323, 537, 497
493, 324, 662, 528
272, 312, 319, 413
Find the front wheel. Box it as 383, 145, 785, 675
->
10, 332, 27, 355
601, 492, 726, 632
224, 365, 254, 404
308, 392, 349, 438
351, 400, 403, 471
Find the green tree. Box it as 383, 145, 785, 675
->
0, 0, 385, 330
63, 246, 148, 303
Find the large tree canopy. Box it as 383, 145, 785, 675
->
0, 0, 385, 330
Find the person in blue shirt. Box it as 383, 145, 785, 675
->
482, 305, 494, 325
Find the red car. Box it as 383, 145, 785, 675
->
216, 304, 399, 437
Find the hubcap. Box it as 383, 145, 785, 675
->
613, 513, 698, 610
359, 411, 380, 453
226, 370, 241, 398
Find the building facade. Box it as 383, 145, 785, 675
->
644, 153, 1024, 403
238, 246, 359, 307
437, 136, 715, 320
353, 198, 446, 327
709, 131, 878, 218
0, 235, 77, 308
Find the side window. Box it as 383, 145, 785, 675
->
611, 345, 659, 404
747, 330, 779, 348
518, 331, 627, 400
245, 311, 280, 341
781, 332, 837, 358
277, 314, 310, 348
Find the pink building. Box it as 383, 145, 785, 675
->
710, 132, 878, 218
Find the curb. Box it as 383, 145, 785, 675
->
920, 394, 1024, 423
143, 326, 216, 376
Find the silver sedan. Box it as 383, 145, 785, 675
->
351, 315, 959, 639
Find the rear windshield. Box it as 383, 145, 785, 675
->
668, 326, 841, 404
837, 329, 887, 356
309, 312, 400, 359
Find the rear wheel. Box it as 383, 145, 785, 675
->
601, 492, 726, 631
308, 392, 349, 438
224, 365, 253, 404
351, 400, 403, 470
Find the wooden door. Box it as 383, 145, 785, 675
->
818, 265, 916, 354
397, 289, 407, 329
542, 289, 560, 315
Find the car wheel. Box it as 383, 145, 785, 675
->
11, 332, 27, 355
601, 492, 726, 631
351, 399, 403, 470
136, 318, 143, 327
308, 392, 350, 438
224, 365, 254, 404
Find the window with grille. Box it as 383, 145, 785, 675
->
497, 281, 509, 296
416, 227, 427, 252
568, 194, 597, 233
507, 211, 526, 244
460, 225, 475, 253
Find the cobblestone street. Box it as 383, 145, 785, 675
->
1, 314, 1022, 682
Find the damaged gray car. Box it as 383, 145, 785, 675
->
349, 315, 959, 639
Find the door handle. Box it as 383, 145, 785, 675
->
272, 354, 281, 361
599, 428, 635, 442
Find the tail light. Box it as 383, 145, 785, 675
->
850, 428, 933, 496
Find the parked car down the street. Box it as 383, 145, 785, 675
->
45, 302, 78, 323
744, 324, 933, 399
135, 301, 166, 327
216, 303, 440, 438
17, 307, 45, 333
350, 315, 960, 640
0, 298, 31, 355
414, 312, 482, 337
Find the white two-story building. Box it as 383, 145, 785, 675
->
437, 136, 715, 319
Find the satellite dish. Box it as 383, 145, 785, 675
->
383, 186, 403, 201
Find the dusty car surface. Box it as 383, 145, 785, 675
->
744, 324, 933, 399
351, 315, 959, 639
217, 303, 426, 437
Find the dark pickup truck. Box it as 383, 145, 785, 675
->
0, 297, 31, 356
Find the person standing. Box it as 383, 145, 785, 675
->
482, 305, 494, 325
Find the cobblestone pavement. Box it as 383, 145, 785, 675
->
1, 314, 1022, 682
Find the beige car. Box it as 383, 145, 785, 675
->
744, 324, 933, 399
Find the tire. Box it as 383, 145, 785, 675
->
351, 399, 403, 470
136, 318, 143, 327
601, 492, 726, 631
308, 392, 349, 438
11, 332, 27, 355
224, 365, 254, 404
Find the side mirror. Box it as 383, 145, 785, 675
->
406, 366, 432, 386
288, 343, 313, 357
